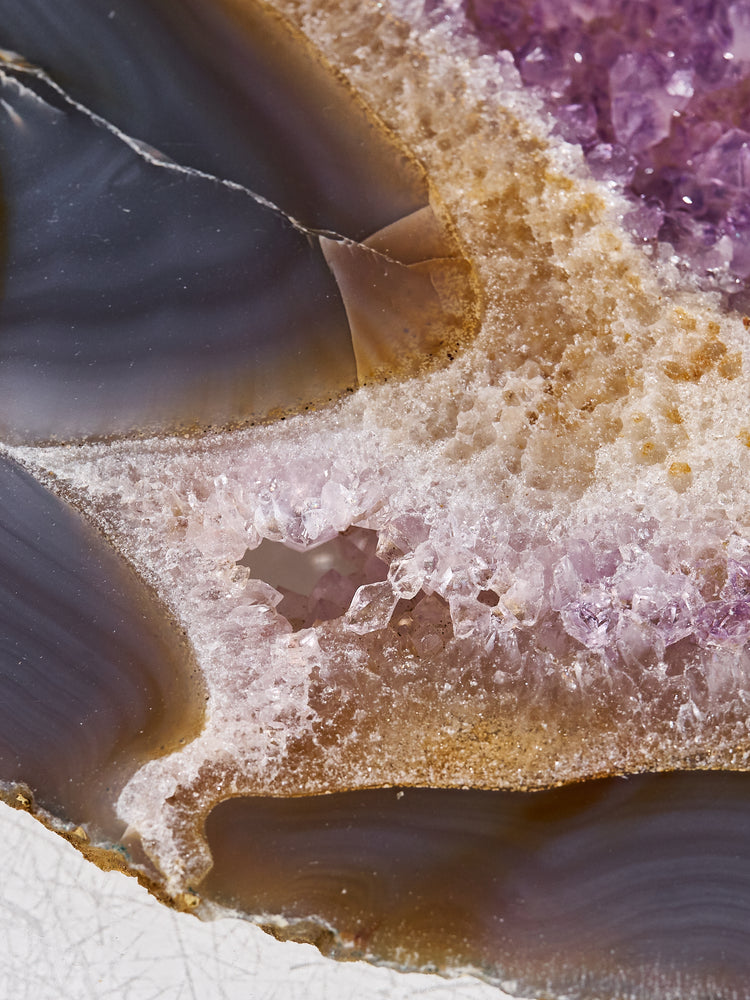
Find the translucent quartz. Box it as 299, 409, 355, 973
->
466, 0, 750, 301
4, 0, 750, 998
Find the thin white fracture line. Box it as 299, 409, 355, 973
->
0, 47, 422, 268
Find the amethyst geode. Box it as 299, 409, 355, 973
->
3, 0, 750, 998
467, 0, 750, 299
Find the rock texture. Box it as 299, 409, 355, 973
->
467, 0, 750, 301
3, 1, 750, 997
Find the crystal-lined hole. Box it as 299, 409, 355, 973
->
239, 527, 389, 631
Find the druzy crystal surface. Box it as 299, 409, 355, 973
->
3, 0, 750, 998
467, 0, 750, 300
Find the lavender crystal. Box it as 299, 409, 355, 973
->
465, 0, 750, 297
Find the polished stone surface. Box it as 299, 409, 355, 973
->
0, 0, 475, 442
0, 454, 204, 835
202, 773, 750, 999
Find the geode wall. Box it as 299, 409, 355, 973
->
2, 1, 750, 998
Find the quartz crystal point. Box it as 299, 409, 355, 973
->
0, 0, 476, 442
4, 0, 750, 998
466, 0, 750, 301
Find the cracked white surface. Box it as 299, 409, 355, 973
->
0, 804, 515, 1000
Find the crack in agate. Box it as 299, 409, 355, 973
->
0, 50, 428, 256
0, 0, 431, 239
15, 1, 748, 871
0, 0, 477, 443
0, 54, 324, 238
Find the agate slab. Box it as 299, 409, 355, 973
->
0, 454, 203, 833
2, 0, 750, 999
204, 774, 750, 998
0, 0, 475, 441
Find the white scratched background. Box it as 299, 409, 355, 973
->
0, 804, 513, 1000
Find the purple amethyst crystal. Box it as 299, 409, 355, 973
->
5, 1, 750, 999
561, 593, 619, 650
465, 0, 750, 296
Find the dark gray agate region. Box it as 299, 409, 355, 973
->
0, 63, 355, 442
0, 0, 471, 443
201, 773, 750, 1000
0, 454, 203, 833
0, 0, 427, 239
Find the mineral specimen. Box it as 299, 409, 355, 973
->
0, 453, 203, 832
203, 773, 750, 998
3, 0, 750, 998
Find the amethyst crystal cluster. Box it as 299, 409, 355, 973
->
467, 0, 750, 296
